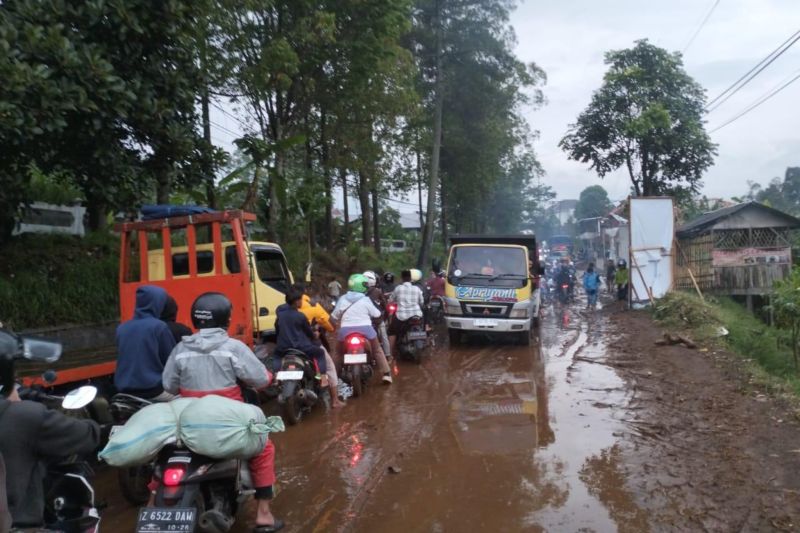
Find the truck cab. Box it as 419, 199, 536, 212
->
443, 235, 541, 346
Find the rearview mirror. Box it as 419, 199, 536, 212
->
62, 385, 98, 410
22, 336, 62, 363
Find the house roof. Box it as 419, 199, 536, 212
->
677, 201, 800, 238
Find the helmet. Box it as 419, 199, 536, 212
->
363, 271, 377, 288
617, 259, 627, 268
410, 269, 423, 282
191, 292, 232, 329
383, 272, 395, 284
438, 270, 446, 278
348, 273, 369, 293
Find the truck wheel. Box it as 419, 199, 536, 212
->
448, 329, 461, 346
517, 331, 531, 346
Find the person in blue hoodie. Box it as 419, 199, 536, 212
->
115, 285, 177, 400
273, 288, 327, 381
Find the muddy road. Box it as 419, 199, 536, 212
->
94, 293, 800, 531
98, 297, 651, 532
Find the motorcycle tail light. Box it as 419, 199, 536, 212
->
163, 467, 185, 487
562, 284, 569, 289
348, 336, 364, 347
387, 303, 397, 314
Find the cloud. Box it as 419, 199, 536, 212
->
513, 0, 800, 202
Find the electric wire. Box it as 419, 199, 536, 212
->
710, 68, 800, 132
683, 0, 721, 54
705, 29, 800, 111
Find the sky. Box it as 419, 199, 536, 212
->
512, 0, 800, 203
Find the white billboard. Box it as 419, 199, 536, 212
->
629, 197, 674, 307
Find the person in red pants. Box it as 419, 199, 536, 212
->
162, 292, 283, 532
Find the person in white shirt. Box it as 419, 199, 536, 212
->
331, 273, 392, 384
388, 270, 425, 357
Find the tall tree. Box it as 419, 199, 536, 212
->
560, 40, 716, 197
574, 185, 612, 220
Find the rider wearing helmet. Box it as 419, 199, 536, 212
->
0, 330, 100, 529
364, 271, 391, 360
381, 272, 396, 294
388, 269, 425, 356
331, 274, 392, 384
162, 293, 282, 532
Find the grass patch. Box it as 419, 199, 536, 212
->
653, 291, 800, 397
0, 232, 119, 330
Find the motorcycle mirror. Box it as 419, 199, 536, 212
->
62, 385, 98, 410
21, 336, 62, 363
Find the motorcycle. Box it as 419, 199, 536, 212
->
428, 296, 445, 325
109, 393, 154, 505
274, 349, 322, 426
18, 381, 103, 533
558, 283, 571, 305
396, 315, 428, 363
139, 444, 252, 533
339, 333, 373, 398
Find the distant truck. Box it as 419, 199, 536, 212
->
443, 234, 542, 346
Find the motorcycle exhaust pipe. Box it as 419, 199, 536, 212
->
298, 388, 318, 406
199, 509, 234, 532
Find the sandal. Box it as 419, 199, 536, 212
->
254, 519, 285, 532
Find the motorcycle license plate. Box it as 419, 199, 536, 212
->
276, 370, 304, 381
344, 353, 367, 364
136, 507, 196, 533
407, 330, 427, 340
474, 319, 498, 327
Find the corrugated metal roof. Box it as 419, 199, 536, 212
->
677, 201, 800, 238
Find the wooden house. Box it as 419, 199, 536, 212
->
675, 201, 800, 308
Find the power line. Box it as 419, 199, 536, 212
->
706, 29, 800, 112
339, 176, 423, 208
683, 0, 721, 54
210, 101, 250, 130
710, 69, 800, 132
209, 119, 241, 138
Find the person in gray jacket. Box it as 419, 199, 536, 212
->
0, 330, 100, 529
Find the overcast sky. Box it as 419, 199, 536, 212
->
512, 0, 800, 203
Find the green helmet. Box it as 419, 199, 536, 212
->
348, 273, 369, 293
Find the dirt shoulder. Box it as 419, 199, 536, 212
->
605, 303, 800, 532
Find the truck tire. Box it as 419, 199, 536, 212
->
448, 328, 461, 346
517, 331, 531, 346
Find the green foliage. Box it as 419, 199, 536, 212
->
574, 185, 612, 221
770, 268, 800, 369
0, 233, 118, 329
560, 40, 716, 197
737, 168, 800, 216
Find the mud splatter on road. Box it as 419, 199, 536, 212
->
94, 294, 800, 531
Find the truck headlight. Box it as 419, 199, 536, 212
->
510, 308, 529, 318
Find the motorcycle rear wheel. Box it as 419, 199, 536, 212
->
351, 366, 363, 398
118, 464, 153, 506
282, 394, 304, 426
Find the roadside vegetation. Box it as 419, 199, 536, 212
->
653, 290, 800, 397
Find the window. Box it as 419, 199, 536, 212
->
172, 251, 214, 276
448, 246, 528, 288
225, 245, 241, 273
254, 249, 290, 292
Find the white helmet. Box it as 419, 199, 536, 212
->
363, 270, 377, 288
410, 268, 423, 282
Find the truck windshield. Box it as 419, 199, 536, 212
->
448, 246, 528, 287
254, 249, 290, 292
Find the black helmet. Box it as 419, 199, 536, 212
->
383, 272, 395, 284
191, 292, 232, 329
617, 259, 627, 268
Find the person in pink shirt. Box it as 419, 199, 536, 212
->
427, 270, 446, 298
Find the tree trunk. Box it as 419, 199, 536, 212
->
85, 191, 108, 231
271, 152, 284, 241
357, 171, 371, 247
156, 174, 171, 205
416, 147, 424, 229
418, 0, 443, 271
320, 112, 333, 246
371, 187, 380, 254
440, 172, 448, 246
341, 168, 350, 244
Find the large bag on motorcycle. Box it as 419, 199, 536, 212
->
98, 398, 195, 466
178, 395, 285, 460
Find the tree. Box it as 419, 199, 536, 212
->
574, 185, 612, 221
770, 268, 800, 370
560, 40, 716, 197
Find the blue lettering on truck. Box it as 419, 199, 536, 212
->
455, 286, 517, 303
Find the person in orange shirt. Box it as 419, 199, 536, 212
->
294, 283, 345, 408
